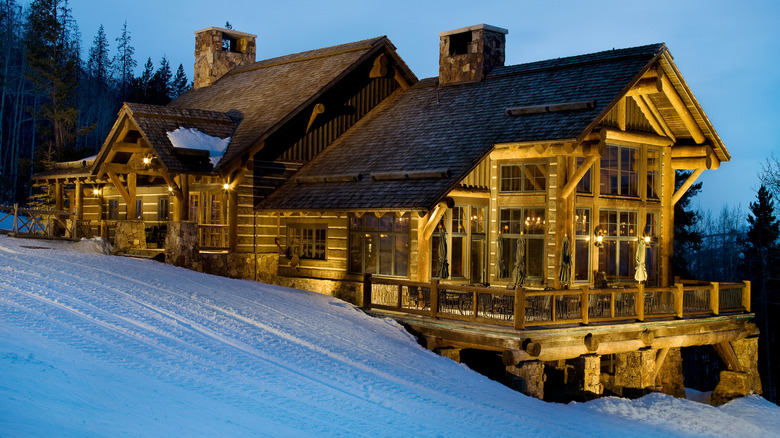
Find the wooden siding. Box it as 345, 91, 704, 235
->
602, 97, 655, 133
459, 157, 490, 190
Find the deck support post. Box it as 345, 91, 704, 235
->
506, 360, 545, 400
711, 337, 762, 405
575, 354, 603, 396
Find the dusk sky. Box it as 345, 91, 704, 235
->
37, 0, 780, 214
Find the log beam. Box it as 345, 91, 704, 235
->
126, 172, 137, 219
660, 74, 706, 144
107, 171, 131, 203
625, 77, 663, 96
631, 95, 666, 137
671, 156, 713, 170
672, 168, 705, 206
617, 97, 627, 131
561, 154, 598, 199
604, 128, 673, 147
713, 342, 744, 372
640, 95, 676, 142
422, 199, 452, 240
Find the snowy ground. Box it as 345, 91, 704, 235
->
1, 235, 778, 437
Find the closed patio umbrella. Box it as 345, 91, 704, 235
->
437, 231, 449, 279
635, 239, 647, 283
512, 236, 525, 287
496, 234, 507, 279
559, 235, 572, 286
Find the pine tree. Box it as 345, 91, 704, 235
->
741, 185, 780, 403
87, 24, 110, 85
112, 21, 135, 101
149, 55, 171, 104
672, 170, 703, 279
170, 63, 189, 99
24, 0, 81, 164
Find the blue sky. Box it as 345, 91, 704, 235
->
46, 0, 780, 213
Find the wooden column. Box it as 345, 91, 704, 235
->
126, 172, 137, 219
228, 187, 238, 252
661, 148, 674, 287
176, 174, 190, 221
74, 180, 83, 220
54, 182, 64, 211
417, 212, 432, 282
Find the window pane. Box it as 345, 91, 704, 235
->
575, 239, 590, 281
379, 234, 393, 275
470, 237, 485, 284
576, 157, 592, 194
600, 146, 619, 195
471, 207, 485, 234
394, 235, 409, 277
524, 208, 545, 235
619, 240, 636, 277
527, 238, 544, 278
349, 234, 362, 273
575, 208, 590, 235
524, 163, 546, 192
647, 150, 660, 199
395, 215, 410, 232
452, 207, 466, 233
451, 235, 465, 278
364, 233, 377, 274
500, 165, 522, 192
501, 237, 516, 279
378, 216, 393, 232
600, 241, 617, 277
364, 216, 378, 231
349, 216, 362, 231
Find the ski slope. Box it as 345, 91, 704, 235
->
0, 235, 778, 437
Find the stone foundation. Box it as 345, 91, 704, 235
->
506, 360, 545, 399
655, 348, 685, 398
574, 354, 603, 396
712, 337, 762, 405
608, 349, 656, 398
165, 221, 201, 271
435, 347, 462, 363
113, 220, 147, 254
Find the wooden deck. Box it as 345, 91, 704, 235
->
362, 275, 755, 366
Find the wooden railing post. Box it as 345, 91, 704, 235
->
430, 279, 439, 319
610, 291, 615, 318
636, 283, 645, 322
675, 283, 684, 318
472, 290, 478, 321
710, 282, 720, 316
514, 287, 526, 330
397, 284, 403, 309
580, 285, 589, 325
362, 273, 372, 310
12, 203, 18, 233
742, 280, 751, 312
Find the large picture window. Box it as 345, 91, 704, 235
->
597, 210, 637, 280
600, 145, 638, 197
499, 207, 545, 280
288, 225, 326, 260
499, 162, 547, 193
349, 214, 409, 276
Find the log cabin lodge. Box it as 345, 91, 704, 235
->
33, 24, 761, 402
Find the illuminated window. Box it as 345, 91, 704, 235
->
158, 198, 169, 221
108, 200, 118, 220
499, 162, 547, 193
597, 210, 637, 280
498, 207, 545, 280
349, 214, 409, 276
574, 208, 591, 281
135, 199, 143, 220
600, 145, 638, 197
288, 225, 326, 260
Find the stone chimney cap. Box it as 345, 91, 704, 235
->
194, 26, 257, 39
438, 24, 508, 37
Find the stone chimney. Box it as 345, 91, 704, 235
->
194, 27, 257, 89
438, 24, 508, 85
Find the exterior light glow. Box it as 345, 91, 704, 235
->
92, 189, 99, 195
168, 186, 173, 192
142, 157, 150, 164
223, 183, 230, 190
644, 236, 651, 243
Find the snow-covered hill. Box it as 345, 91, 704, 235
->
1, 235, 778, 437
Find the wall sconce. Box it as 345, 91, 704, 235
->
142, 156, 151, 165
92, 187, 100, 196
594, 226, 605, 248
223, 182, 231, 190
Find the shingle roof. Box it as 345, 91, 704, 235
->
123, 103, 239, 173
259, 44, 666, 211
169, 36, 402, 172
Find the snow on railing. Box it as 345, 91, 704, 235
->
0, 204, 74, 238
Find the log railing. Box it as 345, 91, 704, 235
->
362, 274, 751, 329
198, 224, 229, 250
0, 204, 74, 238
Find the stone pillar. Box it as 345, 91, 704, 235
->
113, 220, 147, 254
712, 337, 762, 405
574, 354, 603, 397
165, 221, 202, 271
435, 347, 462, 363
613, 349, 656, 398
655, 347, 685, 398
506, 360, 545, 400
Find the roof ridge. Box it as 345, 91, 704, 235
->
226, 36, 387, 77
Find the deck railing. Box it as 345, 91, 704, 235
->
362, 274, 751, 329
0, 204, 74, 238
198, 224, 229, 250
